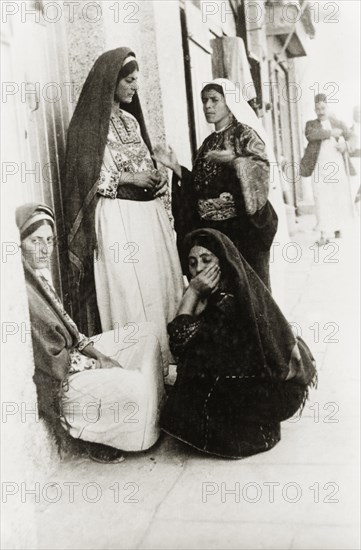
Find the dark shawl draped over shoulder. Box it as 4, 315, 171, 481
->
183, 229, 317, 393
63, 47, 153, 334
23, 259, 78, 422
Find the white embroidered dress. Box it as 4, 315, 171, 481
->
94, 105, 184, 374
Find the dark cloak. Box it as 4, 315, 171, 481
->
181, 228, 317, 385
161, 229, 317, 458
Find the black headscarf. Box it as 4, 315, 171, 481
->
183, 228, 317, 386
63, 47, 153, 333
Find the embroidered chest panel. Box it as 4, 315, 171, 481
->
108, 110, 153, 173
193, 125, 239, 195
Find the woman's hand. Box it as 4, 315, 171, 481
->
98, 353, 123, 370
153, 174, 169, 198
133, 171, 160, 191
153, 145, 182, 178
204, 149, 235, 165
189, 264, 221, 298
83, 344, 123, 369
176, 264, 221, 316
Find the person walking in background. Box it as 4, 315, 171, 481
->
63, 48, 184, 376
300, 93, 356, 245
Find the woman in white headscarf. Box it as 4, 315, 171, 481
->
154, 78, 286, 293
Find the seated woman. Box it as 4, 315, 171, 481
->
161, 229, 317, 459
16, 203, 165, 463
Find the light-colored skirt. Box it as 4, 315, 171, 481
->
312, 141, 355, 235
60, 325, 165, 451
94, 197, 184, 374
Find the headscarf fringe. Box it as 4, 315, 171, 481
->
297, 370, 318, 417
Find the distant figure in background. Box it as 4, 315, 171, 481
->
300, 94, 355, 245
349, 105, 361, 212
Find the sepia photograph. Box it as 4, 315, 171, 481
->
1, 1, 360, 548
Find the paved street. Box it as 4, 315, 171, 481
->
34, 215, 360, 550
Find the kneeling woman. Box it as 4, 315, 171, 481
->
17, 203, 165, 462
161, 229, 317, 458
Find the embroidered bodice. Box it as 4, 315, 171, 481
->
97, 106, 154, 199
192, 121, 269, 220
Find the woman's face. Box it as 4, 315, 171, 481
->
201, 89, 230, 127
188, 245, 220, 278
21, 223, 54, 270
115, 70, 139, 103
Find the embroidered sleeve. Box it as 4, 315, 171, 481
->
77, 334, 94, 352
233, 124, 270, 215
96, 139, 122, 199
96, 165, 120, 199
168, 315, 201, 355
68, 349, 98, 375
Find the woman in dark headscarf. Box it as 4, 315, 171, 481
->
17, 203, 165, 462
63, 48, 184, 375
161, 228, 317, 458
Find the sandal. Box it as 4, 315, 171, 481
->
85, 442, 125, 464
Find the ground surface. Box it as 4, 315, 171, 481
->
34, 215, 360, 550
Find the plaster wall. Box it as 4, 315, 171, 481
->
1, 18, 61, 549
152, 0, 193, 167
